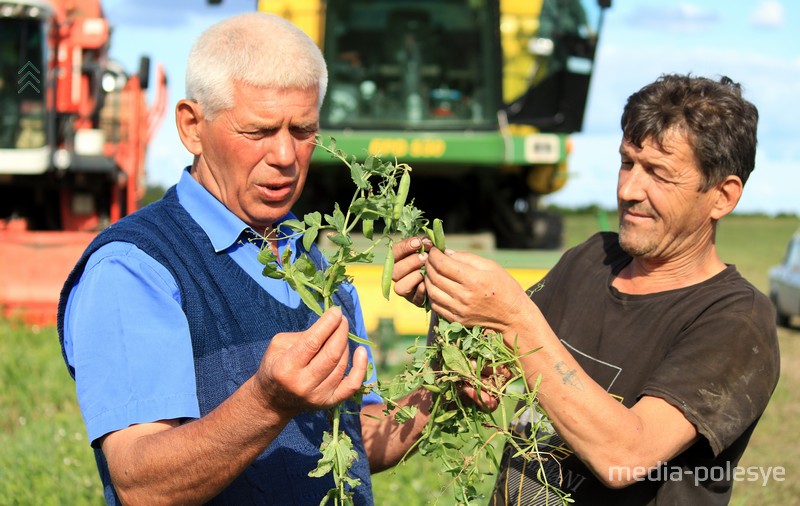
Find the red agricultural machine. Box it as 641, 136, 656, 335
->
0, 0, 167, 324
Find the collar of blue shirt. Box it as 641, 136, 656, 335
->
174, 167, 299, 258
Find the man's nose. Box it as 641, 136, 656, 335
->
265, 130, 298, 168
617, 166, 647, 203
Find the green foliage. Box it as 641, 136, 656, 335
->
263, 137, 568, 505
0, 320, 103, 505
310, 414, 362, 506
715, 215, 800, 293
388, 320, 569, 504
258, 137, 426, 505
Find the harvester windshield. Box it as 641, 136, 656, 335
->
320, 0, 606, 134
0, 14, 46, 152
321, 0, 498, 131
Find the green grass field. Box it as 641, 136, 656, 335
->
1, 213, 798, 505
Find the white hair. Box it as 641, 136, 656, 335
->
185, 12, 328, 119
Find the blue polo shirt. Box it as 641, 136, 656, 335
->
63, 168, 380, 445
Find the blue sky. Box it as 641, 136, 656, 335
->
102, 0, 800, 215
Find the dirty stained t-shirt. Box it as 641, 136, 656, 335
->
490, 232, 780, 506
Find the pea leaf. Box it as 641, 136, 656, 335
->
261, 263, 284, 280
349, 161, 370, 190
308, 432, 336, 478
281, 218, 305, 233
393, 405, 418, 424
346, 250, 374, 264
304, 211, 322, 228
327, 232, 352, 248
257, 248, 277, 266
440, 343, 473, 376
363, 154, 375, 171
303, 225, 319, 252
294, 255, 318, 278
323, 204, 347, 231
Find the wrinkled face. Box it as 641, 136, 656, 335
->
617, 129, 719, 261
190, 83, 320, 233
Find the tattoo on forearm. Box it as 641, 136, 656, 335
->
554, 360, 584, 390
526, 281, 545, 297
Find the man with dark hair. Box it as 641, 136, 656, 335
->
392, 73, 780, 504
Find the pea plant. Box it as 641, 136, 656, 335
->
258, 137, 570, 505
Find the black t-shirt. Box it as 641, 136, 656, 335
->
490, 232, 780, 505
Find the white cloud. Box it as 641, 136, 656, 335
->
625, 3, 719, 32
751, 0, 785, 28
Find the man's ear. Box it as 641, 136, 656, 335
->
711, 175, 744, 220
175, 100, 204, 156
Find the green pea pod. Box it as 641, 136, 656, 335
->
381, 247, 395, 300
294, 281, 323, 316
347, 332, 371, 346
424, 226, 435, 244
362, 218, 374, 240
433, 218, 446, 251
393, 170, 411, 221
433, 409, 458, 424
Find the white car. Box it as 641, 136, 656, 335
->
768, 229, 800, 327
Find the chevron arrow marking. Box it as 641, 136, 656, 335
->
17, 71, 41, 84
18, 81, 40, 94
18, 61, 40, 74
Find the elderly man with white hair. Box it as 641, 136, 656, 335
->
57, 13, 471, 505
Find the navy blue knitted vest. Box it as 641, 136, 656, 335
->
57, 187, 374, 505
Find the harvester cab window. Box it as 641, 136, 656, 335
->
0, 17, 46, 150
321, 0, 496, 131
535, 0, 593, 78
502, 0, 605, 132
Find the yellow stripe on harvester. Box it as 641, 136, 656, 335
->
348, 264, 550, 337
